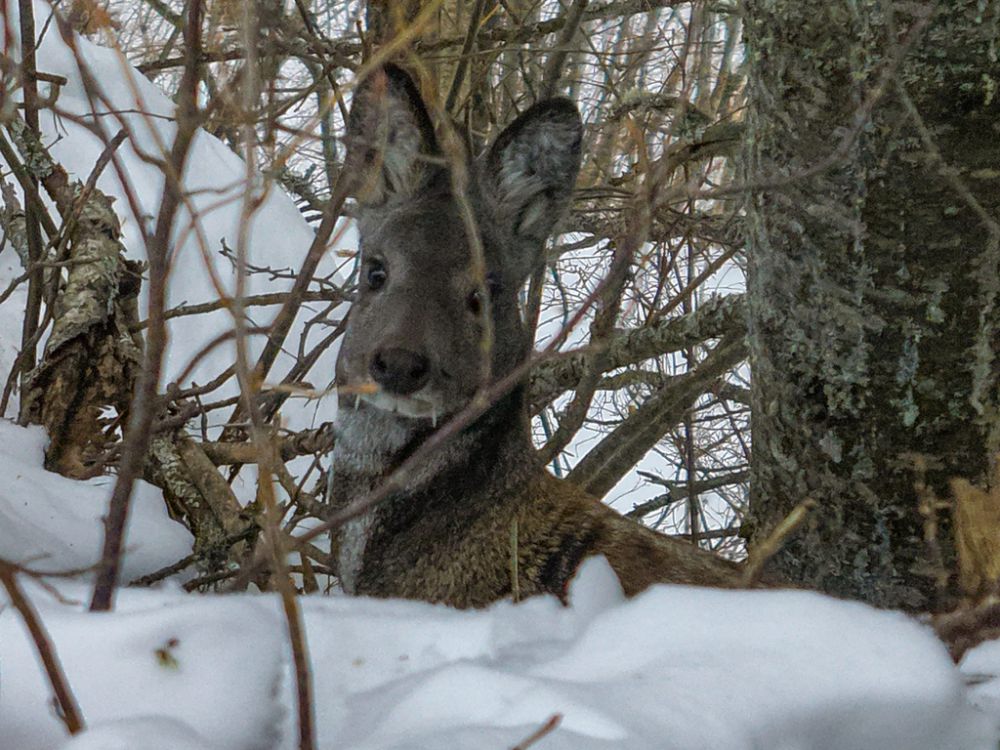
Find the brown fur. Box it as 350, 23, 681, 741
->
329, 65, 742, 609
330, 392, 740, 608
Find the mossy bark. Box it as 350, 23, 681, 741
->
743, 0, 1000, 610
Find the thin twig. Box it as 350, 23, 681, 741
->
219, 180, 352, 440
0, 561, 85, 735
229, 6, 315, 746
90, 0, 205, 612
444, 0, 488, 113
510, 713, 562, 750
539, 0, 589, 99
743, 499, 817, 586
17, 0, 46, 401
134, 289, 347, 329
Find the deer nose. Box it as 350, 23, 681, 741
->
370, 347, 431, 395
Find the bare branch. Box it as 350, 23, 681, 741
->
90, 0, 206, 612
566, 333, 746, 497
627, 470, 749, 519
529, 293, 745, 410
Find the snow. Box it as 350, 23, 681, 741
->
962, 638, 1000, 731
0, 3, 998, 750
0, 420, 190, 578
59, 717, 224, 750
0, 0, 345, 431
0, 558, 995, 750
2, 591, 283, 750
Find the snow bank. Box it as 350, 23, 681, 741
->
2, 559, 994, 750
59, 717, 224, 750
0, 0, 344, 430
0, 420, 190, 577
2, 591, 282, 750
962, 638, 1000, 735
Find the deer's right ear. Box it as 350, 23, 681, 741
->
345, 65, 438, 208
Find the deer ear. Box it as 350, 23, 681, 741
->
346, 65, 439, 208
485, 99, 582, 277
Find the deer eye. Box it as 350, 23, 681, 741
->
467, 289, 483, 315
467, 273, 502, 316
366, 260, 387, 291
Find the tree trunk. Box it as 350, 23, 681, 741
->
743, 1, 1000, 610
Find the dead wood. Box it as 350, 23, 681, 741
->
20, 187, 143, 478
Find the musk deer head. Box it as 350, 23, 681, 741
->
336, 66, 582, 426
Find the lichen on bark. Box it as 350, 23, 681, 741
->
21, 187, 144, 477
145, 434, 249, 573
743, 0, 1000, 610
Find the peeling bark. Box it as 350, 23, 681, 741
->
0, 181, 30, 266
743, 1, 1000, 610
21, 188, 143, 477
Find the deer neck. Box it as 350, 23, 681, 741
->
330, 386, 536, 591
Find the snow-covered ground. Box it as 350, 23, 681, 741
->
1, 3, 999, 750
0, 555, 995, 750
0, 421, 190, 578
965, 639, 1000, 731
0, 0, 343, 433
0, 409, 996, 750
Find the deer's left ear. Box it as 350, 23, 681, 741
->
485, 99, 582, 278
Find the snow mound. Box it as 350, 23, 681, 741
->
2, 559, 994, 750
0, 0, 343, 429
2, 593, 283, 750
0, 420, 191, 577
962, 638, 1000, 732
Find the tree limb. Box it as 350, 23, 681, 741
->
0, 561, 85, 735
566, 332, 746, 497
529, 293, 745, 411
626, 470, 749, 518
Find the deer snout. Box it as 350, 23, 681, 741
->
370, 347, 431, 395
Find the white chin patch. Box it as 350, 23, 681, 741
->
360, 391, 439, 423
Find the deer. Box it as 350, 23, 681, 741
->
327, 65, 743, 609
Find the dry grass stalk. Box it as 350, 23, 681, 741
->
951, 469, 1000, 599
